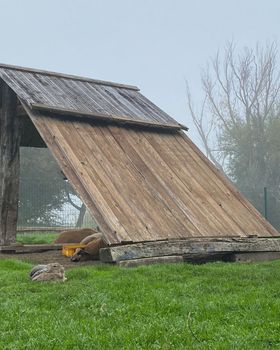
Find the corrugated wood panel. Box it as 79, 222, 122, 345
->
0, 67, 180, 128
24, 108, 278, 244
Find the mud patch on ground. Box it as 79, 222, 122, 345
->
0, 250, 106, 268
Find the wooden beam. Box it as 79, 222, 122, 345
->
0, 83, 21, 245
99, 237, 280, 262
231, 252, 280, 263
30, 103, 189, 131
0, 63, 140, 91
118, 255, 184, 268
17, 227, 73, 233
0, 79, 3, 108
0, 243, 63, 253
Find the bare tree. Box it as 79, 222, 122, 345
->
187, 42, 280, 173
187, 42, 280, 229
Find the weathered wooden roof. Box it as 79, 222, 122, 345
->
22, 106, 279, 244
0, 64, 186, 130
0, 64, 278, 245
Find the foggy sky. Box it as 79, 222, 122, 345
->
0, 0, 279, 144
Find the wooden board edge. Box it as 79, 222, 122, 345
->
118, 255, 184, 268
100, 237, 280, 262
30, 103, 188, 131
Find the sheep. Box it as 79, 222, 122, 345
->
53, 228, 98, 244
29, 262, 66, 282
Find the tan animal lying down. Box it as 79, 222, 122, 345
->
53, 228, 98, 244
29, 263, 66, 282
71, 232, 107, 262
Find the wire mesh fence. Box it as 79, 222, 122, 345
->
18, 147, 97, 232
17, 179, 98, 232
239, 187, 280, 231
18, 180, 79, 230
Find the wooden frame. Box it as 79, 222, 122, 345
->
0, 83, 21, 244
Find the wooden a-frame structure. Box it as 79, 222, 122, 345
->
0, 64, 279, 263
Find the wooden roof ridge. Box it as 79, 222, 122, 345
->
0, 63, 139, 91
30, 103, 189, 131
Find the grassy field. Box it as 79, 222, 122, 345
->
16, 232, 58, 245
1, 259, 280, 349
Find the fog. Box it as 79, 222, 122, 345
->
0, 0, 279, 144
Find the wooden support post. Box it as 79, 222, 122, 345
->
0, 83, 21, 245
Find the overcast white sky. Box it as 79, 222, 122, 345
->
0, 0, 279, 144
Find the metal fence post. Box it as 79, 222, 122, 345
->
264, 187, 268, 220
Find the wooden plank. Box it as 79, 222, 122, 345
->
22, 105, 120, 245
173, 133, 265, 233
100, 237, 280, 262
147, 132, 248, 236
159, 131, 273, 235
113, 127, 209, 235
0, 244, 63, 253
176, 131, 279, 236
0, 83, 21, 245
108, 125, 191, 239
1, 66, 183, 127
4, 71, 180, 128
118, 255, 184, 268
130, 127, 218, 234
26, 107, 176, 243
102, 126, 181, 241
30, 103, 187, 131
57, 120, 144, 241
71, 122, 154, 241
0, 63, 140, 91
73, 121, 188, 242
17, 227, 73, 233
126, 128, 235, 235
97, 86, 174, 125
45, 118, 132, 243
232, 252, 280, 262
0, 79, 2, 108
97, 86, 154, 122
152, 136, 246, 235
41, 118, 125, 244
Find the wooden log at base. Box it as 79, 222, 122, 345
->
231, 252, 280, 263
100, 237, 280, 263
0, 83, 21, 245
118, 255, 184, 268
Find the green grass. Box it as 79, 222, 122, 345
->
16, 232, 58, 245
1, 259, 280, 349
